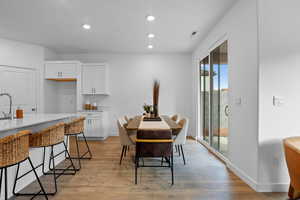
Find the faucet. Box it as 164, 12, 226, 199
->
0, 93, 12, 120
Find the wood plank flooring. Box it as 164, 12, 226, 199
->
16, 137, 287, 200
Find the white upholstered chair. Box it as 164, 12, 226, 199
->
124, 115, 130, 123
174, 117, 189, 165
170, 114, 179, 123
117, 118, 135, 165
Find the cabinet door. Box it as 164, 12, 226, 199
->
0, 67, 37, 113
84, 118, 93, 137
82, 66, 96, 94
91, 118, 103, 137
45, 63, 78, 79
82, 64, 108, 94
83, 117, 103, 138
93, 67, 106, 94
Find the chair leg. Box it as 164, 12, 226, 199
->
124, 145, 127, 157
178, 145, 181, 156
135, 156, 139, 184
119, 146, 125, 165
171, 152, 174, 185
180, 145, 186, 165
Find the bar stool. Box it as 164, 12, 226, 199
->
64, 117, 92, 171
0, 130, 48, 200
14, 123, 76, 196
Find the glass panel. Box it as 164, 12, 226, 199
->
210, 41, 228, 155
219, 42, 229, 155
211, 50, 220, 151
200, 56, 210, 142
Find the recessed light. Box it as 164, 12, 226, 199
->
148, 44, 153, 49
82, 24, 91, 30
148, 33, 155, 38
146, 15, 155, 22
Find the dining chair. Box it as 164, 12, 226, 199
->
117, 118, 135, 165
170, 114, 179, 122
135, 129, 174, 185
284, 137, 300, 199
124, 115, 130, 123
174, 117, 189, 165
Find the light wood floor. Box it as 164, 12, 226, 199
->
17, 137, 287, 200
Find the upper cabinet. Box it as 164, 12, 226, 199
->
82, 63, 109, 95
45, 61, 81, 81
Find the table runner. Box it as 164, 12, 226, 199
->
138, 118, 170, 130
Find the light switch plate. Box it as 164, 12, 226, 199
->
235, 97, 242, 105
273, 96, 284, 106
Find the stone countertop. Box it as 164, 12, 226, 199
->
0, 113, 80, 132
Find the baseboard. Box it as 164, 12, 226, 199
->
226, 161, 258, 191
192, 136, 259, 191
192, 137, 290, 192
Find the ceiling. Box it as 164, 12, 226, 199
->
0, 0, 237, 54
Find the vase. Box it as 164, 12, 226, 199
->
153, 104, 158, 118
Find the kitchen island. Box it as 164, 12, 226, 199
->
0, 113, 80, 200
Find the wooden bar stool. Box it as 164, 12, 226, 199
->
64, 117, 92, 171
14, 123, 76, 196
0, 130, 48, 200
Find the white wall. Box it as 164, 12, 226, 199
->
61, 53, 193, 135
0, 38, 45, 112
192, 0, 259, 189
43, 48, 64, 113
257, 0, 300, 192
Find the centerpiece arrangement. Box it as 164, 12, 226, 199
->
143, 79, 161, 121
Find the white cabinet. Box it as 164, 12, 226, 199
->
82, 64, 109, 95
82, 112, 108, 139
45, 61, 80, 80
0, 66, 37, 113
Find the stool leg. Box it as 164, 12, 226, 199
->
75, 135, 82, 170
42, 146, 48, 175
81, 132, 92, 159
12, 162, 20, 195
0, 168, 3, 197
63, 141, 77, 173
50, 145, 58, 194
4, 167, 7, 200
28, 157, 49, 200
65, 135, 69, 158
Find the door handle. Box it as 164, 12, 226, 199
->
225, 105, 229, 117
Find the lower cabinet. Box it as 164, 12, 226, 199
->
83, 112, 108, 140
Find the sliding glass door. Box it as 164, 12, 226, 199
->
200, 56, 210, 143
199, 41, 229, 156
